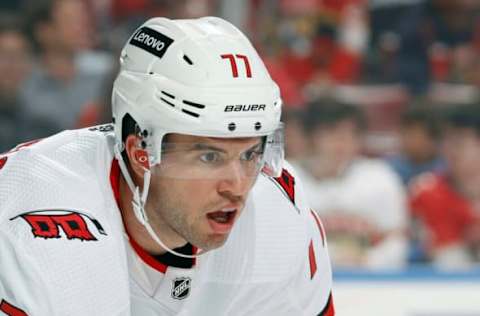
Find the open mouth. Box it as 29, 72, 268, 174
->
206, 208, 237, 234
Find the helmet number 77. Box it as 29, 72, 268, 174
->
221, 54, 252, 78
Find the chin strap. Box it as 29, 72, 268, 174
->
114, 143, 203, 259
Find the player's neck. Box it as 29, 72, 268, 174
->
118, 174, 177, 255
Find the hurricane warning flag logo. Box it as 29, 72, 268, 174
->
10, 210, 107, 241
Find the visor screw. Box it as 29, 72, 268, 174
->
254, 122, 262, 131
228, 122, 236, 131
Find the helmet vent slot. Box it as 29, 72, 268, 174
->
183, 100, 205, 109
161, 91, 175, 99
181, 109, 200, 118
160, 97, 175, 107
183, 55, 194, 65
159, 90, 176, 107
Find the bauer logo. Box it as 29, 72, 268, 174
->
130, 27, 174, 59
224, 104, 266, 112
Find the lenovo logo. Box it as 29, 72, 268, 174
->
134, 32, 166, 50
130, 27, 174, 59
224, 104, 266, 112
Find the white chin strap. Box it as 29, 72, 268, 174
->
114, 144, 203, 259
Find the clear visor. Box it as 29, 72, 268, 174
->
152, 125, 284, 180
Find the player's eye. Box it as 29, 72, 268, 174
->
199, 151, 222, 164
240, 149, 263, 162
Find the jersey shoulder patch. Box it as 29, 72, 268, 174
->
9, 210, 107, 242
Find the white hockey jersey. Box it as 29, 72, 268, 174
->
0, 125, 334, 316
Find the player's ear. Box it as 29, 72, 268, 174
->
124, 134, 150, 179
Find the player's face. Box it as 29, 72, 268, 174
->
146, 134, 264, 251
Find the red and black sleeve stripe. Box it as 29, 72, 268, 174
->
317, 293, 335, 316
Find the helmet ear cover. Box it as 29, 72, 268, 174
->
134, 150, 150, 169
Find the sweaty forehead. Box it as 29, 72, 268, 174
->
166, 133, 261, 146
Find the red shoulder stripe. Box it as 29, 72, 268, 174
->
310, 210, 326, 247
318, 293, 335, 316
308, 239, 317, 279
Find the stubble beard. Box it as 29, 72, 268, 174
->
147, 184, 229, 253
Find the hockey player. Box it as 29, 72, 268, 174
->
0, 17, 334, 315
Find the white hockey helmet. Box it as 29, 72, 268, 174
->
112, 16, 283, 177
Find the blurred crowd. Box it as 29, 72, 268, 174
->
2, 0, 480, 270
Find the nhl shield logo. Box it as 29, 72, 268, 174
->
171, 277, 191, 300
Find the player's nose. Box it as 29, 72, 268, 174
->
217, 160, 253, 199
